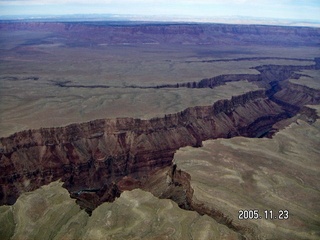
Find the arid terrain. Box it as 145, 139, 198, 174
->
0, 21, 319, 239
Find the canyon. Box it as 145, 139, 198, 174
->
1, 59, 319, 205
0, 21, 320, 239
1, 59, 320, 238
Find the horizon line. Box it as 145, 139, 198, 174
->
1, 13, 320, 28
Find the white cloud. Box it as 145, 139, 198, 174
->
0, 0, 291, 5
1, 0, 319, 22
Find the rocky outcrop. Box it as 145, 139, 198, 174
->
167, 117, 320, 240
2, 55, 320, 208
1, 52, 320, 211
157, 60, 318, 90
0, 90, 289, 207
273, 81, 320, 107
167, 164, 255, 239
54, 59, 317, 93
0, 181, 241, 240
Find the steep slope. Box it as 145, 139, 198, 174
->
1, 22, 320, 46
0, 90, 288, 209
1, 21, 319, 240
1, 57, 320, 210
0, 181, 241, 240
171, 113, 320, 239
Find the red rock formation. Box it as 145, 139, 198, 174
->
1, 52, 320, 209
0, 90, 289, 206
274, 81, 320, 107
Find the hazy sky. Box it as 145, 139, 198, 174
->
0, 0, 319, 22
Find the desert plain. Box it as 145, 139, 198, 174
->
0, 21, 319, 239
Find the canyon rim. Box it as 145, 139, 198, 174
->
0, 21, 320, 240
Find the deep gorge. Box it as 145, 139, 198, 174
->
1, 58, 319, 208
0, 57, 320, 240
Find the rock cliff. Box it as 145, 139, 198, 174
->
1, 55, 320, 210
0, 90, 288, 208
0, 181, 241, 240
1, 22, 320, 46
1, 21, 320, 239
168, 116, 320, 239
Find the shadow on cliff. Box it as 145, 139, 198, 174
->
0, 58, 320, 239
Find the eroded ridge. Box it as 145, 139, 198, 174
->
1, 57, 320, 239
52, 57, 320, 90
160, 116, 320, 240
166, 165, 255, 240
1, 22, 320, 46
1, 57, 320, 209
0, 90, 282, 206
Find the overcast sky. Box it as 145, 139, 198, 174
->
0, 0, 319, 23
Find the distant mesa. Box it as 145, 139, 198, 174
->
1, 22, 320, 47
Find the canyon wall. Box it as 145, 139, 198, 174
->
1, 22, 320, 46
1, 21, 320, 239
0, 90, 288, 207
0, 181, 242, 240
1, 56, 320, 210
167, 116, 320, 239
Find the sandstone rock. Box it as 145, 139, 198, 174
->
0, 181, 241, 240
0, 90, 288, 206
173, 116, 320, 239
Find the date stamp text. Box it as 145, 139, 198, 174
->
238, 209, 289, 220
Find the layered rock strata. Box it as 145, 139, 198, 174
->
1, 56, 320, 210
167, 116, 320, 239
1, 22, 320, 46
0, 90, 288, 208
0, 181, 242, 240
